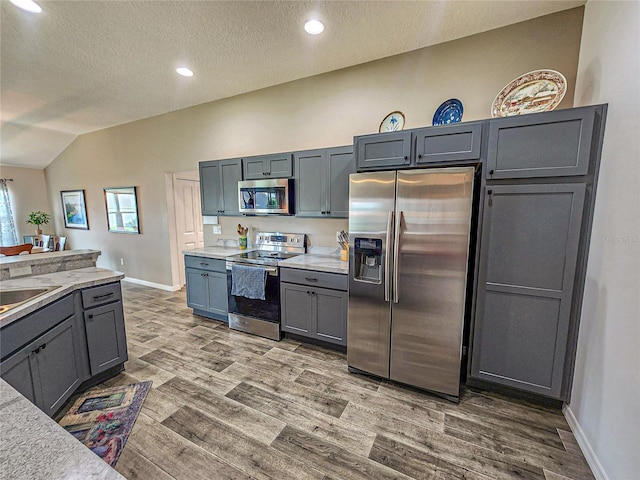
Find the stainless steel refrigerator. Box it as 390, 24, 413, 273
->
347, 167, 475, 400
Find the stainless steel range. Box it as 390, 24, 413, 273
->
226, 232, 307, 341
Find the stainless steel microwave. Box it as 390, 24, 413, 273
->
238, 178, 294, 215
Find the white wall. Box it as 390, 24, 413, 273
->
45, 8, 584, 287
568, 1, 640, 479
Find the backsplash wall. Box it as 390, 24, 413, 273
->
204, 216, 348, 253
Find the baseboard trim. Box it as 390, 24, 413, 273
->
563, 405, 608, 480
122, 276, 181, 292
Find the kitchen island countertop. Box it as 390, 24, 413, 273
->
0, 267, 124, 328
0, 379, 125, 480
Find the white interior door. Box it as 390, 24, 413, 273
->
173, 174, 203, 286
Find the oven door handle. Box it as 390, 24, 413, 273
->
226, 263, 278, 275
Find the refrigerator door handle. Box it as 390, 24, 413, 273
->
393, 210, 402, 303
384, 210, 394, 302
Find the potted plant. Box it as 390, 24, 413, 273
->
26, 211, 51, 235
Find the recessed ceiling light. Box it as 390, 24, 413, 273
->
176, 67, 194, 77
10, 0, 42, 13
304, 19, 324, 35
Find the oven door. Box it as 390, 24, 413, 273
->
226, 263, 280, 323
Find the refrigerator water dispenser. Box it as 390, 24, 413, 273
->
353, 238, 382, 284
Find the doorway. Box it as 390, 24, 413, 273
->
166, 171, 203, 288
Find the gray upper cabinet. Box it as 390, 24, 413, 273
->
199, 160, 220, 215
243, 153, 293, 180
295, 146, 355, 218
470, 183, 586, 399
327, 147, 356, 217
356, 131, 412, 170
356, 123, 482, 171
199, 158, 243, 216
219, 159, 243, 215
415, 122, 482, 164
295, 149, 325, 217
486, 107, 595, 179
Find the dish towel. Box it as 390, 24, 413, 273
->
231, 264, 268, 300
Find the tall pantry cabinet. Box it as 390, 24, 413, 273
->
469, 105, 607, 401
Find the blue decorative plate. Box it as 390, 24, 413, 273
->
432, 99, 463, 126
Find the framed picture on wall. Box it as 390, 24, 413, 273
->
60, 190, 89, 230
104, 186, 140, 234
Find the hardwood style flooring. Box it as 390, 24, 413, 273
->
62, 283, 594, 480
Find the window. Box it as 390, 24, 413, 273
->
0, 179, 18, 246
104, 186, 140, 234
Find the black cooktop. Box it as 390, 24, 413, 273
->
227, 250, 300, 266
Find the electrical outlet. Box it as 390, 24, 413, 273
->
120, 258, 124, 266
213, 225, 222, 235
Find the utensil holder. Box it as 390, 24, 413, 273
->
239, 235, 248, 250
340, 247, 348, 262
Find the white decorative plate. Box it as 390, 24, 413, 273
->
379, 111, 405, 132
491, 69, 567, 118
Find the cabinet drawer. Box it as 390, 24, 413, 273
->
1, 294, 74, 360
281, 268, 347, 291
415, 122, 481, 164
81, 283, 122, 309
184, 255, 225, 272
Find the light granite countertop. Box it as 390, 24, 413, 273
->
0, 249, 100, 266
0, 379, 125, 480
279, 254, 348, 274
1, 267, 124, 328
184, 246, 255, 260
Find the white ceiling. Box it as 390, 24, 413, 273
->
0, 0, 585, 169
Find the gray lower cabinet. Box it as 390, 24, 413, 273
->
1, 301, 83, 417
280, 269, 348, 346
199, 158, 243, 216
294, 145, 355, 218
486, 107, 595, 179
84, 303, 127, 375
470, 183, 586, 399
243, 153, 293, 180
185, 256, 228, 321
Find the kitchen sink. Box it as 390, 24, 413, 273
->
0, 286, 61, 314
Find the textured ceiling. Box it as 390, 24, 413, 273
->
0, 0, 585, 168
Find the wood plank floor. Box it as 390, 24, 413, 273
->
63, 283, 594, 480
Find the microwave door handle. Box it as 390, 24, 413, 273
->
384, 210, 393, 302
393, 210, 402, 304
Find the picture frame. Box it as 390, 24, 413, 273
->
104, 186, 140, 234
60, 190, 89, 230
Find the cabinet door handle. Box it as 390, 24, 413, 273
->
404, 155, 408, 161
93, 292, 114, 300
40, 343, 46, 351
88, 314, 94, 319
418, 154, 422, 159
326, 211, 330, 214
306, 290, 310, 295
487, 189, 493, 207
199, 262, 209, 266
489, 169, 494, 175
305, 277, 318, 282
